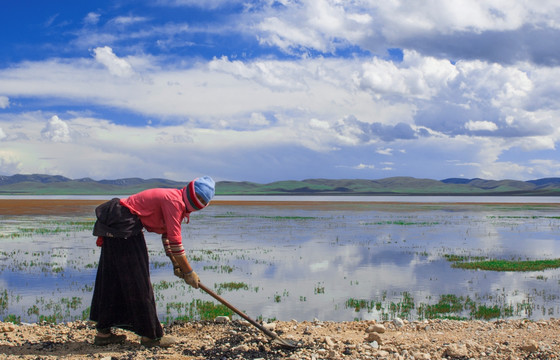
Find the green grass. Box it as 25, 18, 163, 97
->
165, 299, 234, 323
3, 314, 21, 324
487, 215, 560, 220
443, 254, 487, 262
215, 282, 249, 294
472, 304, 513, 320
364, 220, 439, 226
448, 257, 560, 272
314, 283, 325, 294
417, 294, 471, 319
0, 220, 95, 239
346, 298, 376, 312
0, 289, 8, 312
347, 293, 525, 321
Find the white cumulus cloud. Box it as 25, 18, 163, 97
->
465, 120, 498, 131
376, 148, 393, 155
41, 115, 71, 143
358, 51, 458, 100
0, 150, 22, 174
354, 163, 375, 169
93, 46, 135, 77
83, 12, 100, 25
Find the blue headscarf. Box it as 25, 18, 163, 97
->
194, 176, 215, 204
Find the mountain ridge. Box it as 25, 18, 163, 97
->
0, 174, 559, 196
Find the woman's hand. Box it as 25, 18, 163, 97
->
181, 270, 200, 289
170, 254, 199, 288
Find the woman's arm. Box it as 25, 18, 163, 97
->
172, 253, 193, 274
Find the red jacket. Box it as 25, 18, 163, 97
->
121, 188, 187, 256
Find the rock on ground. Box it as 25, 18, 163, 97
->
0, 318, 559, 359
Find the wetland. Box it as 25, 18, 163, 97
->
1, 197, 560, 325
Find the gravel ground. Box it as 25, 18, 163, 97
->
1, 317, 559, 359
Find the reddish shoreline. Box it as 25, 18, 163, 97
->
0, 198, 558, 215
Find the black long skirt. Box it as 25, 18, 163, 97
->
89, 233, 163, 339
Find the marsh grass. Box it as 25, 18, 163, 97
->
165, 299, 233, 323
3, 314, 20, 324
215, 282, 250, 295
346, 298, 376, 312
0, 289, 8, 312
364, 221, 440, 226
417, 294, 472, 319
443, 254, 487, 262
472, 304, 512, 320
348, 293, 527, 321
314, 282, 325, 294
487, 215, 560, 220
0, 220, 95, 239
22, 296, 86, 324
389, 291, 414, 318
445, 255, 560, 272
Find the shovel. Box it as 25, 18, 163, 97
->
198, 282, 299, 349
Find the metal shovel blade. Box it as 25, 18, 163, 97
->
198, 282, 298, 349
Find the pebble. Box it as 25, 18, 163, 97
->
0, 323, 15, 333
374, 349, 390, 357
519, 340, 539, 352
413, 352, 431, 359
232, 344, 249, 352
262, 321, 276, 331
365, 331, 382, 344
393, 317, 405, 328
214, 316, 230, 323
444, 343, 469, 358
366, 324, 386, 334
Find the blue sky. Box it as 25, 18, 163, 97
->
1, 0, 560, 183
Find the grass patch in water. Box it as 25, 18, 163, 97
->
165, 299, 233, 323
364, 220, 439, 226
389, 291, 415, 318
346, 298, 376, 312
0, 289, 8, 312
0, 220, 95, 239
472, 304, 513, 320
215, 282, 249, 295
3, 314, 21, 324
487, 215, 560, 220
417, 294, 471, 319
443, 254, 487, 262
445, 255, 560, 271
347, 293, 525, 321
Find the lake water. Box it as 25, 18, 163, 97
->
1, 197, 559, 324
1, 194, 560, 203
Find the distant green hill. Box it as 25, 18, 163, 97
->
1, 174, 559, 196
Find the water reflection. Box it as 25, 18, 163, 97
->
1, 203, 559, 323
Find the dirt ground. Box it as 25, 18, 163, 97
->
1, 317, 559, 359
